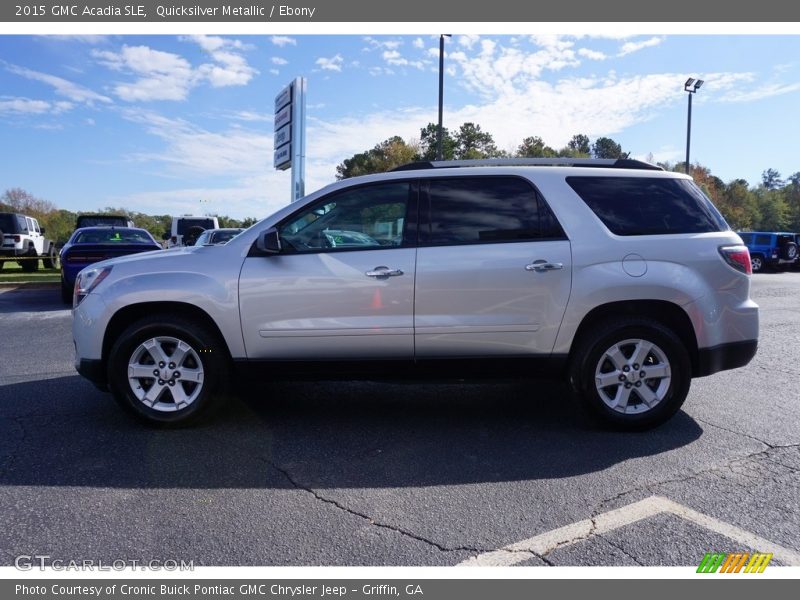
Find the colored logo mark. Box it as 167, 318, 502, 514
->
697, 552, 773, 573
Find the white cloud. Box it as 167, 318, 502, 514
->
93, 45, 194, 101
578, 48, 607, 61
381, 50, 426, 70
363, 37, 403, 51
0, 96, 72, 115
618, 36, 665, 57
45, 35, 109, 45
6, 64, 111, 105
316, 54, 344, 72
458, 34, 480, 50
270, 36, 296, 47
717, 81, 800, 102
271, 57, 288, 65
269, 68, 280, 76
92, 37, 256, 102
412, 38, 425, 49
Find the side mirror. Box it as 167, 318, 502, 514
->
40, 227, 46, 234
256, 228, 281, 254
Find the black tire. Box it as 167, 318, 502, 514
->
43, 246, 59, 270
19, 247, 39, 272
107, 314, 228, 426
60, 275, 72, 304
750, 254, 764, 273
569, 317, 691, 430
780, 241, 798, 261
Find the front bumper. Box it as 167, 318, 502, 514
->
76, 358, 108, 391
695, 340, 758, 377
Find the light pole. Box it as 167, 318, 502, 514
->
684, 77, 704, 174
437, 34, 451, 161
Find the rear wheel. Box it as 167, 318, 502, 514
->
570, 317, 691, 430
108, 314, 228, 426
19, 247, 39, 272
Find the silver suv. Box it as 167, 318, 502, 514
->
71, 159, 759, 429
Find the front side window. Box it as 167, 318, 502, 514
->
279, 182, 412, 253
754, 234, 771, 246
425, 176, 563, 245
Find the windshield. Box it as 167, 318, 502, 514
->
73, 229, 155, 244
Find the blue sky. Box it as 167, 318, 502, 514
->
1, 34, 799, 219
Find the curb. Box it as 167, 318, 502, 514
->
0, 282, 60, 290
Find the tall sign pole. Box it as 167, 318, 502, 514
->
273, 77, 307, 203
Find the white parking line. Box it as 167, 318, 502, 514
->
457, 495, 800, 566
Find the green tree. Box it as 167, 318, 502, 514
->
591, 137, 629, 159
761, 168, 784, 190
454, 122, 499, 159
516, 136, 557, 158
565, 134, 591, 156
336, 136, 419, 179
418, 123, 456, 161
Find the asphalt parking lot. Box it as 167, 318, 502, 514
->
0, 274, 798, 567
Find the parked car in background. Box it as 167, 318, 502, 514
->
76, 214, 135, 229
736, 232, 798, 272
0, 212, 59, 272
193, 228, 244, 246
60, 227, 162, 303
166, 216, 219, 247
71, 158, 758, 430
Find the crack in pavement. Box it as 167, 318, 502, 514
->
596, 533, 645, 566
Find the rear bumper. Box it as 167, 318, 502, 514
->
695, 340, 757, 377
0, 248, 25, 257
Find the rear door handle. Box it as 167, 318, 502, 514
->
525, 260, 564, 272
365, 266, 404, 278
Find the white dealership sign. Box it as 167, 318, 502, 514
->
273, 77, 306, 202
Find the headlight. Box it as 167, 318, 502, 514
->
73, 265, 113, 307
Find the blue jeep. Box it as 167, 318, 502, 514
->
737, 232, 798, 272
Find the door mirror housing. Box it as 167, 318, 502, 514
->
256, 228, 281, 254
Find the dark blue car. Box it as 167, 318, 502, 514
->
736, 231, 798, 273
60, 227, 162, 303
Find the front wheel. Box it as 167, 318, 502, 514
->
750, 254, 764, 273
108, 314, 228, 426
43, 246, 59, 269
569, 317, 691, 430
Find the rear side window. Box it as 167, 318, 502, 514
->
425, 176, 564, 245
566, 176, 729, 236
754, 234, 772, 246
738, 233, 753, 244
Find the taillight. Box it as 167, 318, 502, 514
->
719, 245, 752, 275
13, 235, 20, 242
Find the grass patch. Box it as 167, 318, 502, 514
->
0, 259, 60, 283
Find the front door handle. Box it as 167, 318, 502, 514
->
365, 266, 404, 278
525, 260, 564, 272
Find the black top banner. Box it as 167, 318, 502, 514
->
2, 0, 800, 22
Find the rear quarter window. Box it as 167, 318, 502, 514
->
566, 176, 729, 236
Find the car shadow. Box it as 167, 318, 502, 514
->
0, 375, 703, 490
0, 287, 66, 313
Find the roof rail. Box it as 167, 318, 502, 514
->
391, 158, 663, 172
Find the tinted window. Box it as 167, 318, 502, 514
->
754, 234, 772, 246
177, 219, 216, 235
0, 214, 19, 233
280, 182, 411, 253
738, 233, 753, 244
77, 216, 129, 228
426, 177, 563, 245
566, 177, 728, 236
